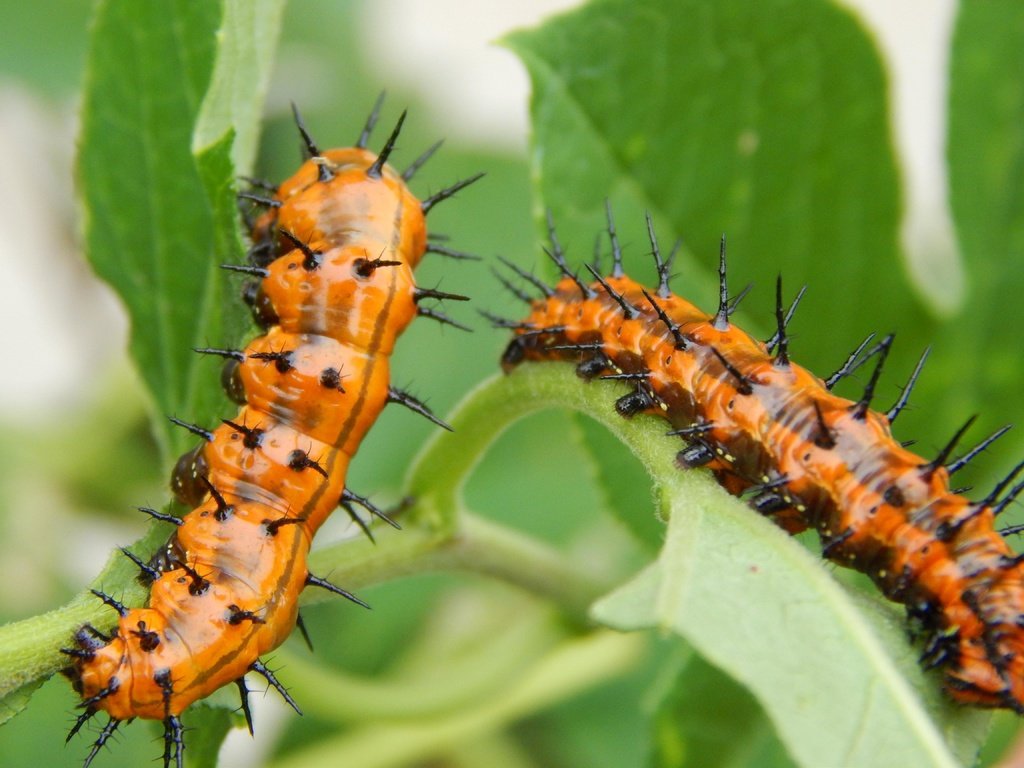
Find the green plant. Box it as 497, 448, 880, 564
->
1, 0, 1023, 766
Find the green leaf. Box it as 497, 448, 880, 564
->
503, 0, 932, 382
404, 363, 987, 766
185, 699, 238, 768
195, 129, 251, 351
402, 363, 993, 765
501, 0, 957, 572
0, 0, 285, 730
78, 0, 275, 466
573, 416, 662, 552
648, 650, 792, 768
78, 0, 222, 462
592, 475, 989, 768
947, 2, 1024, 418
193, 0, 285, 171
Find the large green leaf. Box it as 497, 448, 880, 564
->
504, 0, 932, 381
77, 0, 277, 466
78, 0, 221, 463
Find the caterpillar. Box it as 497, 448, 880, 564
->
61, 99, 480, 768
497, 207, 1024, 712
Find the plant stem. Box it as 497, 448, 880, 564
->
307, 365, 679, 622
0, 365, 671, 706
405, 368, 684, 537
267, 630, 647, 768
306, 512, 613, 624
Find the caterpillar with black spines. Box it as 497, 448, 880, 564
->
498, 206, 1024, 713
61, 98, 481, 768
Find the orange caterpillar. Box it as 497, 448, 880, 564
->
62, 100, 480, 768
498, 208, 1024, 712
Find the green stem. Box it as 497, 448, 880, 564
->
267, 630, 647, 768
0, 525, 162, 703
0, 365, 677, 711
277, 604, 559, 721
406, 366, 688, 533
307, 365, 685, 621
306, 512, 613, 624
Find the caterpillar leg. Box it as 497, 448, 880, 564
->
162, 714, 184, 768
250, 659, 302, 715
235, 677, 254, 736
81, 717, 120, 768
